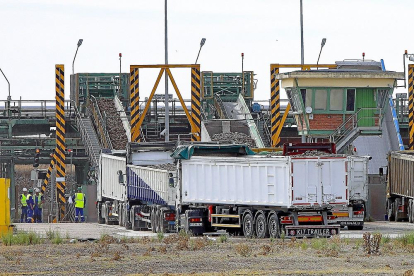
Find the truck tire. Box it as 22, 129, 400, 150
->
159, 210, 167, 233
268, 213, 280, 238
97, 203, 105, 224
387, 199, 395, 221
395, 198, 401, 222
124, 207, 132, 230
118, 204, 124, 226
255, 212, 268, 239
242, 213, 255, 238
151, 209, 157, 233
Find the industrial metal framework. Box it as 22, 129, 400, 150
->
409, 64, 414, 150
42, 64, 66, 222
269, 64, 336, 147
129, 64, 201, 142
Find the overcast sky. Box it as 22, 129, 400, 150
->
1, 0, 413, 102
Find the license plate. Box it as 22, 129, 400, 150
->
286, 226, 340, 238
189, 223, 202, 227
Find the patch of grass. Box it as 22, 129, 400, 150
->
1, 231, 13, 246
311, 238, 328, 250
46, 228, 56, 240
398, 232, 414, 246
235, 243, 252, 257
381, 235, 391, 245
51, 231, 63, 245
219, 234, 228, 243
300, 241, 309, 250
157, 232, 165, 242
28, 231, 41, 245
1, 231, 41, 246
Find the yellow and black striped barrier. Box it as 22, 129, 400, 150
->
41, 153, 55, 195
409, 64, 414, 150
270, 66, 280, 147
130, 67, 140, 142
191, 66, 201, 141
55, 64, 66, 221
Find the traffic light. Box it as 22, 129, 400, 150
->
33, 148, 40, 167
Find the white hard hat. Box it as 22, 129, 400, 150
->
22, 188, 27, 192
35, 188, 40, 192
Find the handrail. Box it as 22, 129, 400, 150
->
329, 108, 382, 145
90, 96, 113, 150
72, 101, 99, 167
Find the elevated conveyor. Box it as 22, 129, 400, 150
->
202, 94, 264, 148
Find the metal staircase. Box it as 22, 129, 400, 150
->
73, 105, 102, 168
329, 108, 382, 153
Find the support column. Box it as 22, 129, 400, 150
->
409, 64, 414, 150
191, 66, 201, 141
270, 66, 281, 147
55, 65, 66, 221
130, 67, 140, 142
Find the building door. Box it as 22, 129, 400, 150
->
356, 88, 376, 127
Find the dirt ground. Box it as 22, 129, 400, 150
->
1, 233, 414, 276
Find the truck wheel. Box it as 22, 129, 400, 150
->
255, 213, 268, 239
151, 209, 157, 233
159, 210, 166, 233
125, 207, 132, 230
97, 203, 105, 224
387, 199, 395, 221
395, 198, 401, 222
242, 213, 255, 238
268, 213, 280, 238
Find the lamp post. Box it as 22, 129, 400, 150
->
72, 39, 83, 75
300, 0, 304, 65
316, 38, 327, 70
195, 38, 206, 64
119, 53, 122, 97
164, 0, 169, 142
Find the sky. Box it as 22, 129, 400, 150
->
1, 0, 414, 102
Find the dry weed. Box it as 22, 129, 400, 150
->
235, 243, 252, 257
158, 245, 168, 254
259, 244, 272, 255
163, 234, 180, 245
191, 237, 209, 251
112, 251, 123, 261
404, 269, 414, 276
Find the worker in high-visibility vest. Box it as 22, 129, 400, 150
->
34, 188, 44, 223
72, 187, 86, 222
20, 187, 28, 223
26, 188, 34, 223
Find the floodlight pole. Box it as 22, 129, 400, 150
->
164, 0, 169, 142
72, 39, 83, 75
316, 38, 327, 70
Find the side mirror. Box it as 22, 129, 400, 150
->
169, 173, 174, 187
117, 170, 124, 184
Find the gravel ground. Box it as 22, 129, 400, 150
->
97, 98, 128, 150
1, 233, 414, 275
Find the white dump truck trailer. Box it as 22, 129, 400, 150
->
97, 143, 370, 238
